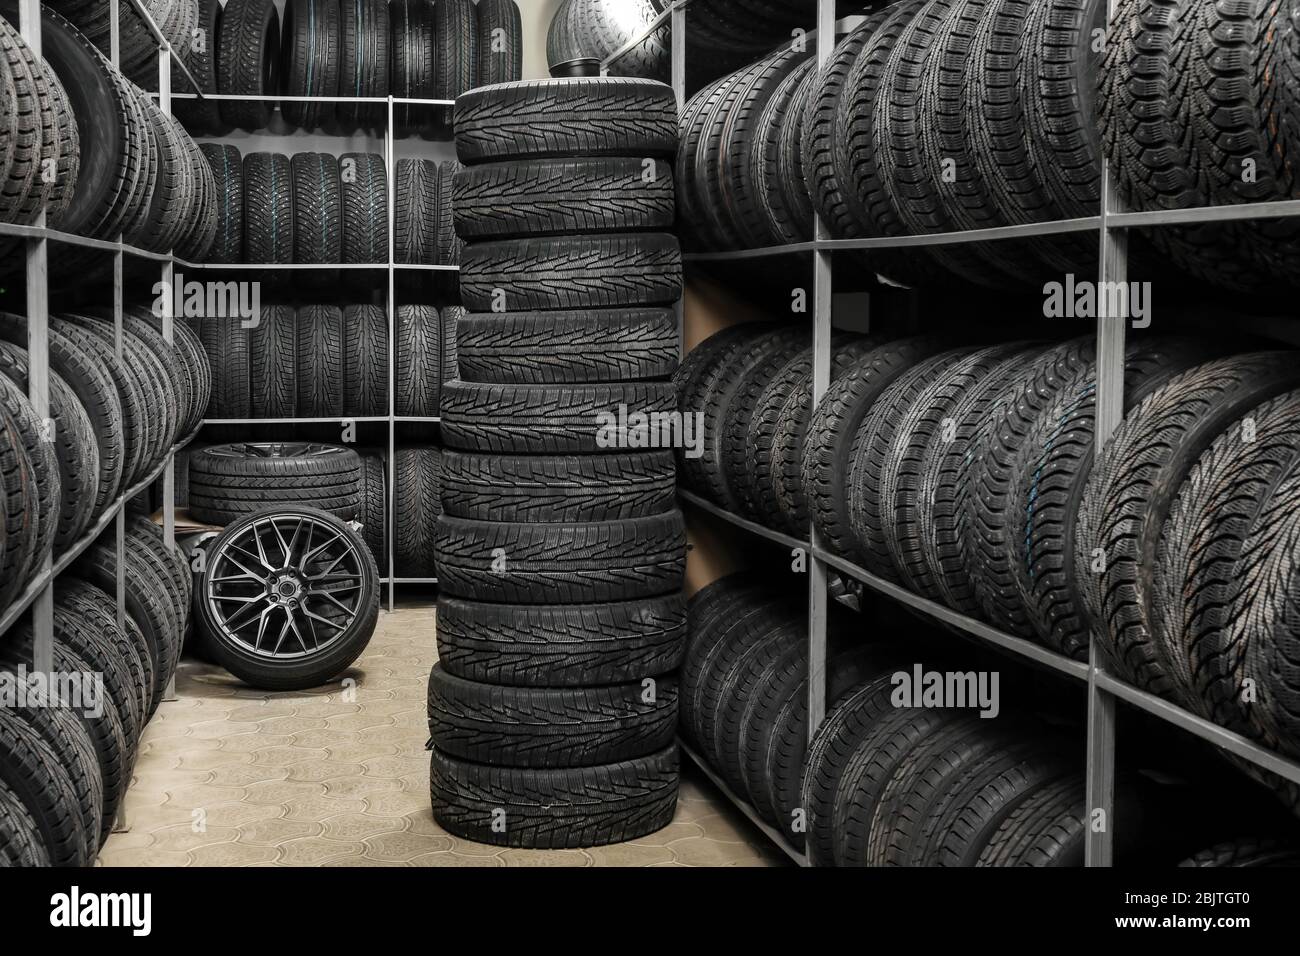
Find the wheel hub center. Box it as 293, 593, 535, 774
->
269, 572, 304, 605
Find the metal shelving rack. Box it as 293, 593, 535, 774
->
169, 85, 461, 607
0, 0, 204, 841
610, 0, 1300, 866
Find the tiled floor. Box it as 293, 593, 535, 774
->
99, 603, 787, 867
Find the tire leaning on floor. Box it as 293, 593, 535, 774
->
196, 506, 380, 690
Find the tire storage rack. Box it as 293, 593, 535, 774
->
606, 0, 1300, 866
0, 0, 202, 835
169, 2, 520, 607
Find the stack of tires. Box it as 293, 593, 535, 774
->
47, 0, 197, 88
188, 0, 522, 136
0, 8, 217, 270
428, 77, 686, 848
685, 573, 1096, 866
0, 515, 190, 865
0, 309, 210, 614
192, 148, 389, 268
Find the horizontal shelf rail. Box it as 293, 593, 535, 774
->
201, 417, 391, 425
677, 489, 810, 552
1094, 671, 1300, 786
678, 489, 1087, 681
0, 429, 198, 639
170, 93, 455, 106
679, 739, 807, 867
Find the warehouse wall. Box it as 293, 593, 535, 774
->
522, 0, 566, 78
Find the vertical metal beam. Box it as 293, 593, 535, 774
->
109, 0, 120, 67
672, 2, 687, 361
158, 44, 176, 552
386, 96, 396, 611
19, 0, 52, 676
806, 0, 836, 745
1085, 0, 1126, 867
671, 2, 686, 112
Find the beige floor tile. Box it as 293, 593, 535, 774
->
101, 607, 785, 868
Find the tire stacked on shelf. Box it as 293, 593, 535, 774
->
685, 573, 1104, 866
0, 512, 193, 864
0, 7, 217, 271
186, 441, 364, 526
46, 0, 197, 89
0, 309, 210, 614
430, 77, 684, 849
192, 299, 447, 426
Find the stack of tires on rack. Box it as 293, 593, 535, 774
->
0, 302, 209, 863
683, 573, 1101, 865
0, 8, 217, 268
174, 0, 521, 136
676, 0, 1118, 289
195, 148, 390, 268
0, 518, 194, 866
679, 318, 1300, 807
0, 309, 209, 612
428, 77, 686, 848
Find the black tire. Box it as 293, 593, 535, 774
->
452, 157, 675, 241
24, 9, 138, 239
434, 511, 686, 604
802, 674, 899, 867
0, 780, 48, 867
804, 14, 882, 239
975, 774, 1086, 866
199, 143, 243, 263
428, 664, 677, 767
250, 305, 297, 419
279, 0, 339, 131
436, 159, 462, 265
475, 0, 521, 86
457, 309, 677, 384
216, 0, 280, 131
846, 347, 982, 583
429, 744, 678, 849
0, 343, 97, 552
432, 0, 477, 128
389, 0, 435, 134
0, 701, 98, 866
172, 0, 228, 135
454, 77, 678, 164
916, 743, 1070, 865
242, 151, 294, 262
394, 158, 438, 265
1078, 354, 1300, 697
296, 304, 344, 418
337, 0, 390, 131
435, 594, 687, 687
72, 534, 174, 717
359, 452, 386, 572
440, 380, 676, 455
343, 304, 388, 417
188, 441, 363, 525
1154, 391, 1300, 732
340, 152, 387, 264
1098, 0, 1259, 290
395, 304, 443, 417
441, 449, 675, 522
835, 0, 935, 284
832, 707, 963, 866
196, 317, 251, 419
0, 314, 124, 516
197, 506, 380, 690
0, 375, 48, 603
751, 58, 816, 245
802, 337, 944, 559
290, 152, 342, 271
393, 446, 441, 577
